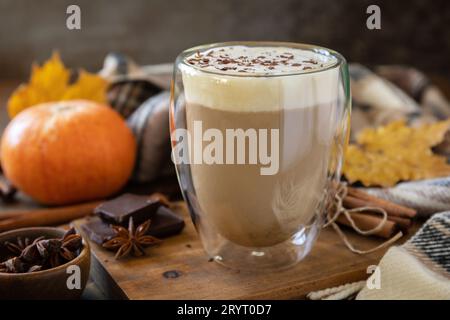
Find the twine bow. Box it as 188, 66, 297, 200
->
325, 182, 403, 254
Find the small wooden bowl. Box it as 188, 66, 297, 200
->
0, 227, 90, 299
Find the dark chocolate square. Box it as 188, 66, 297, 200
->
149, 206, 185, 239
83, 206, 185, 245
94, 193, 161, 225
81, 217, 116, 245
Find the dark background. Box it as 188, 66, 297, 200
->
0, 0, 449, 79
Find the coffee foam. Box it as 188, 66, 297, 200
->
180, 45, 341, 111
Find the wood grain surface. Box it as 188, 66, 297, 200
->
0, 79, 436, 299
72, 202, 417, 300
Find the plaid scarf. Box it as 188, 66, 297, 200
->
357, 211, 450, 299
349, 65, 450, 218
102, 53, 450, 299
309, 211, 450, 299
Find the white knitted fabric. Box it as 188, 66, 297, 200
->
357, 211, 450, 299
357, 246, 450, 299
309, 212, 450, 300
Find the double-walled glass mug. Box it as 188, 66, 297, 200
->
170, 42, 350, 270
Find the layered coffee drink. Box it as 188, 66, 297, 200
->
178, 45, 342, 248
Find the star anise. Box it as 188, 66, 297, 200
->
4, 236, 44, 256
60, 228, 83, 260
0, 228, 83, 273
103, 218, 161, 259
0, 256, 26, 273
37, 228, 82, 268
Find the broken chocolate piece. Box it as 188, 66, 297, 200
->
83, 206, 185, 245
149, 206, 185, 239
94, 193, 164, 225
81, 217, 115, 245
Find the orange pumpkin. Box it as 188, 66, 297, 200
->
0, 100, 136, 205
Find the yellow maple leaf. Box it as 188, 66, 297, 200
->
29, 52, 70, 100
343, 119, 450, 187
7, 52, 108, 118
62, 70, 108, 102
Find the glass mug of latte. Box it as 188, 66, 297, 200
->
170, 42, 350, 270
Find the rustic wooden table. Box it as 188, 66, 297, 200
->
72, 203, 420, 300
0, 76, 448, 299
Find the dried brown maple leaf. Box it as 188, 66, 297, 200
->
343, 119, 450, 187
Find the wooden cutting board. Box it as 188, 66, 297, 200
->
72, 202, 414, 300
0, 77, 440, 300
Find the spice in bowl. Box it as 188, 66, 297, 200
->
0, 227, 83, 273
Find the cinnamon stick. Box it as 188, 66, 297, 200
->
345, 188, 417, 219
354, 210, 411, 230
385, 215, 412, 230
0, 201, 100, 232
336, 212, 399, 239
